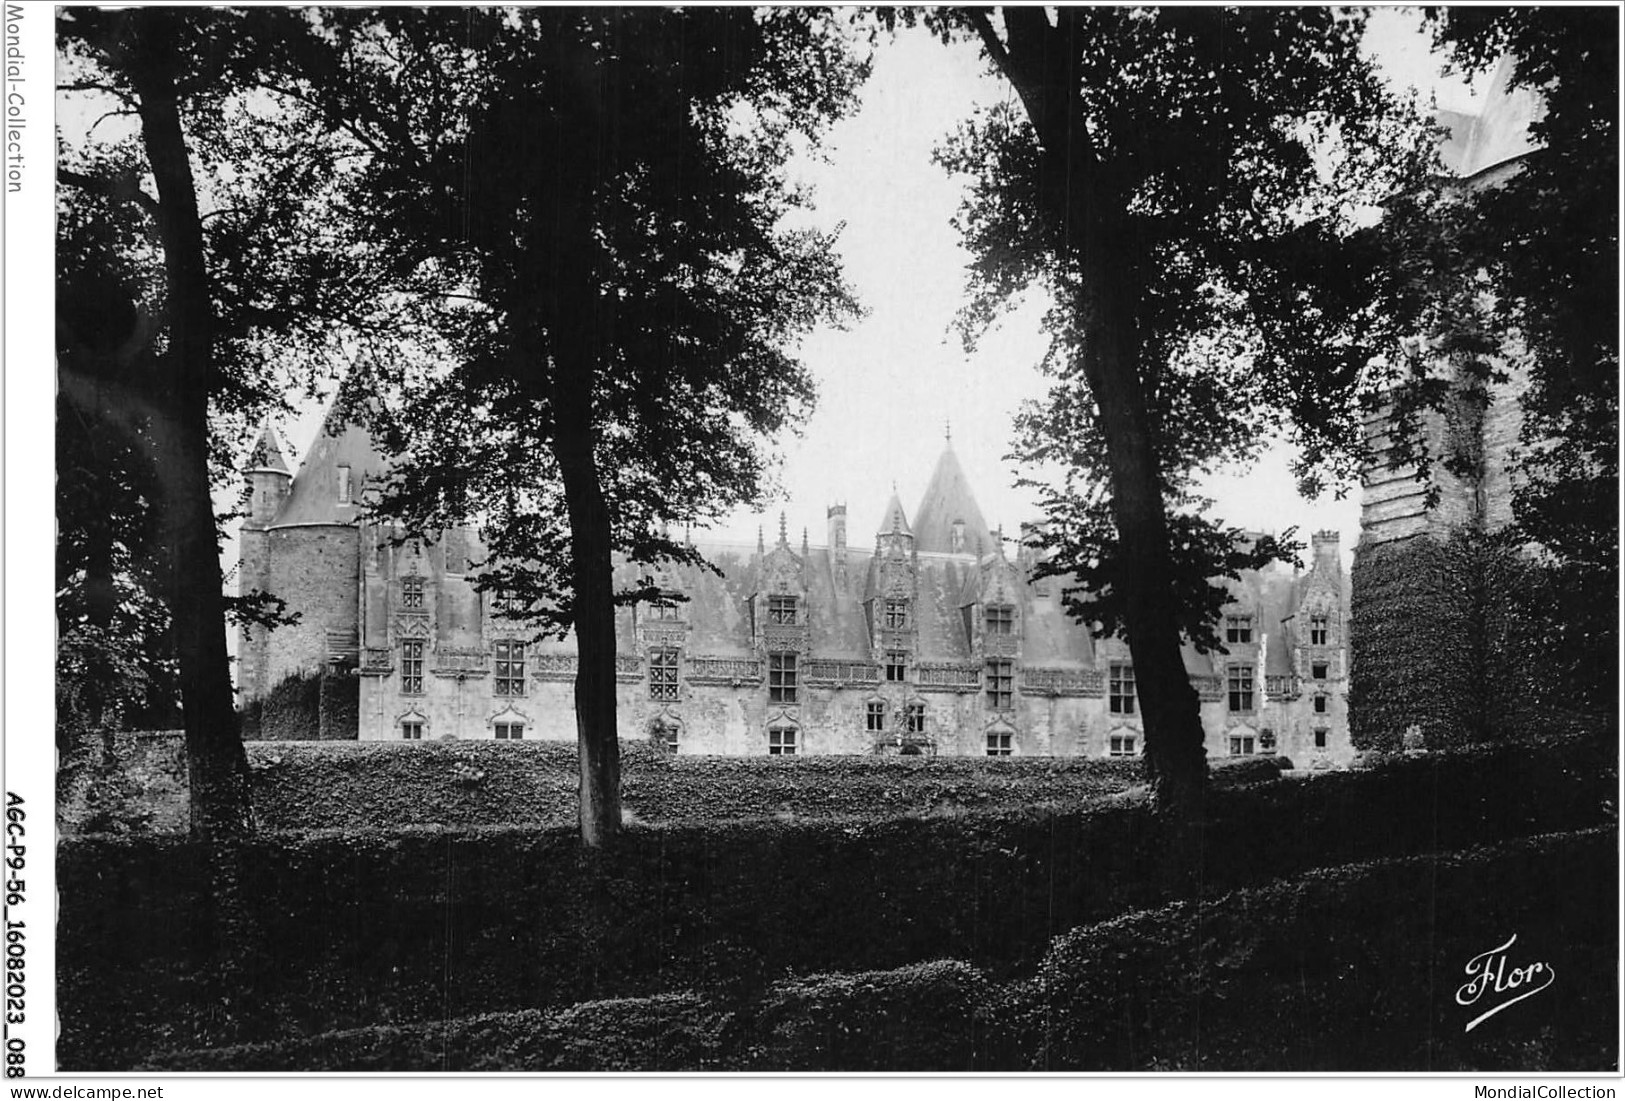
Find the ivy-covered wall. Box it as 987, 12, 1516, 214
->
242, 671, 357, 741
318, 671, 359, 740
1349, 531, 1605, 750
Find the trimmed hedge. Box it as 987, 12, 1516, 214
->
141, 994, 731, 1073
142, 829, 1615, 1072
58, 735, 1614, 1069
245, 738, 1147, 832
1012, 828, 1618, 1072
744, 960, 989, 1072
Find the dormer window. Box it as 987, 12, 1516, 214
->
768, 595, 798, 626
883, 598, 909, 629
337, 464, 352, 504
1225, 616, 1253, 644
650, 601, 680, 621
885, 651, 908, 682
1310, 615, 1329, 646
985, 604, 1015, 635
400, 576, 425, 610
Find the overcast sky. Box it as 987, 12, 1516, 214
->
690, 7, 1485, 564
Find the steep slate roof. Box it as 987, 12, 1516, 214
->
912, 443, 995, 556
1436, 57, 1543, 179
246, 423, 291, 475
273, 397, 389, 528
915, 554, 976, 662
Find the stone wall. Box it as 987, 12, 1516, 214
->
262, 526, 360, 687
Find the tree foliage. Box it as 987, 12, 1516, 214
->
1429, 10, 1617, 575
261, 7, 866, 842
57, 8, 374, 839
927, 7, 1433, 806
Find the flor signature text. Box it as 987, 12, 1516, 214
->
1456, 934, 1554, 1033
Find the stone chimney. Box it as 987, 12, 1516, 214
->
827, 503, 847, 551
1311, 530, 1341, 574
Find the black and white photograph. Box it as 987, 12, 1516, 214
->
9, 0, 1621, 1086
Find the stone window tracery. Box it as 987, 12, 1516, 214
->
649, 647, 680, 701
1225, 615, 1253, 644
401, 639, 425, 695
866, 701, 886, 732
1227, 663, 1254, 713
985, 658, 1013, 709
985, 604, 1015, 635
883, 599, 910, 629
401, 576, 425, 610
1310, 614, 1329, 646
885, 651, 908, 682
1109, 732, 1137, 757
986, 730, 1012, 756
769, 652, 798, 704
494, 722, 524, 740
1109, 662, 1136, 715
494, 640, 526, 696
768, 723, 798, 755
905, 702, 926, 734
768, 595, 798, 626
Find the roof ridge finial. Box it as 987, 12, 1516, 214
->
778, 511, 788, 547
945, 419, 952, 445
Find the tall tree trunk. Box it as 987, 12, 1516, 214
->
124, 13, 253, 840
976, 6, 1208, 813
1075, 274, 1208, 814
540, 197, 623, 848
550, 353, 623, 848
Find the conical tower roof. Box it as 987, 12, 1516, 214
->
245, 422, 291, 475
876, 489, 912, 537
912, 441, 994, 555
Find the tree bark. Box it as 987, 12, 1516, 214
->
550, 347, 623, 848
976, 6, 1208, 813
539, 197, 623, 849
121, 10, 254, 839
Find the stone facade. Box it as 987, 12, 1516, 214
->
239, 416, 1353, 765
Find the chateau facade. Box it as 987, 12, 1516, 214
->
239, 409, 1354, 764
